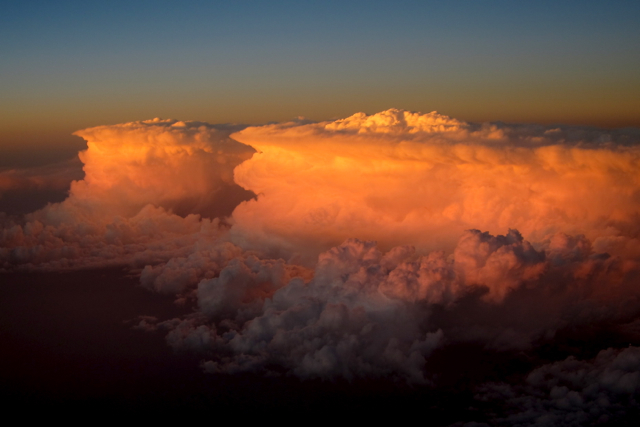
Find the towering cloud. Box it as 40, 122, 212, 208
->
231, 109, 640, 263
2, 109, 640, 422
71, 119, 255, 220
1, 119, 254, 269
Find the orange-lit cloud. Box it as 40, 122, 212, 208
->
71, 119, 254, 220
1, 119, 253, 269
143, 229, 638, 382
231, 109, 640, 263
0, 157, 83, 196
2, 109, 640, 387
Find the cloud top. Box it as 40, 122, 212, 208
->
231, 109, 640, 263
324, 109, 468, 134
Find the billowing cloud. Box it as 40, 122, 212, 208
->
1, 119, 254, 270
475, 346, 640, 426
70, 119, 254, 220
0, 157, 83, 195
230, 109, 640, 263
2, 109, 640, 400
141, 229, 638, 384
0, 157, 84, 215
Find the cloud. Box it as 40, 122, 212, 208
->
174, 238, 445, 383
230, 109, 640, 264
70, 118, 254, 220
2, 109, 640, 389
0, 157, 83, 195
476, 346, 640, 426
5, 109, 640, 270
0, 157, 84, 215
1, 119, 254, 270
148, 227, 639, 381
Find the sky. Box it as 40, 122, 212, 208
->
2, 1, 640, 424
2, 0, 640, 164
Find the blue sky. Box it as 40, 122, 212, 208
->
1, 0, 639, 157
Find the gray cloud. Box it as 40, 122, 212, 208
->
475, 346, 640, 426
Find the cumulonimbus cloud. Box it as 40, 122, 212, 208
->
1, 119, 254, 269
2, 109, 640, 394
230, 109, 640, 263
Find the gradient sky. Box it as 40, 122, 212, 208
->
1, 0, 639, 163
3, 5, 640, 419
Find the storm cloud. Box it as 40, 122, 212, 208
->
2, 109, 640, 423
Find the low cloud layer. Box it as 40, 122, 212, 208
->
0, 157, 84, 215
2, 109, 640, 423
139, 229, 639, 386
0, 157, 83, 195
475, 346, 640, 426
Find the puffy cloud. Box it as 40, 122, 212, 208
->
0, 157, 84, 215
170, 238, 445, 383
1, 204, 223, 270
5, 109, 640, 271
2, 109, 640, 389
323, 109, 468, 134
452, 229, 545, 303
476, 346, 640, 426
230, 109, 640, 264
152, 228, 640, 380
70, 119, 254, 220
0, 157, 83, 195
1, 119, 254, 270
